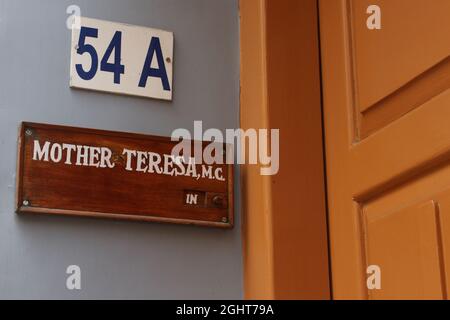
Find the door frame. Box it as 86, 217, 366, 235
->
239, 0, 331, 299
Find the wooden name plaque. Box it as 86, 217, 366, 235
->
16, 122, 234, 228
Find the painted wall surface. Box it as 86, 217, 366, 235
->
0, 0, 242, 299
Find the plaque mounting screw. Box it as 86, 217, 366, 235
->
25, 129, 33, 136
23, 200, 29, 206
221, 217, 228, 223
166, 57, 172, 63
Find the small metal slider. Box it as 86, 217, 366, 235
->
212, 195, 224, 207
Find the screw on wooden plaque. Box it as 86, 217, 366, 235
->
25, 129, 33, 136
112, 153, 126, 166
221, 217, 228, 223
166, 57, 172, 63
22, 200, 30, 206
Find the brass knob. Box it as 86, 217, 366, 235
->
212, 195, 224, 207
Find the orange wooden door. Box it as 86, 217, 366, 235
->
320, 0, 450, 299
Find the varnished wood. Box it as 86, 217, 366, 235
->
16, 122, 234, 228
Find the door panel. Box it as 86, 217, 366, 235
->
365, 201, 444, 300
362, 157, 450, 299
351, 0, 450, 115
348, 0, 450, 138
320, 0, 450, 299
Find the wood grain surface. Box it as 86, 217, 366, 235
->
16, 122, 234, 228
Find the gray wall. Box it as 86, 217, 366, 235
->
0, 0, 242, 299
